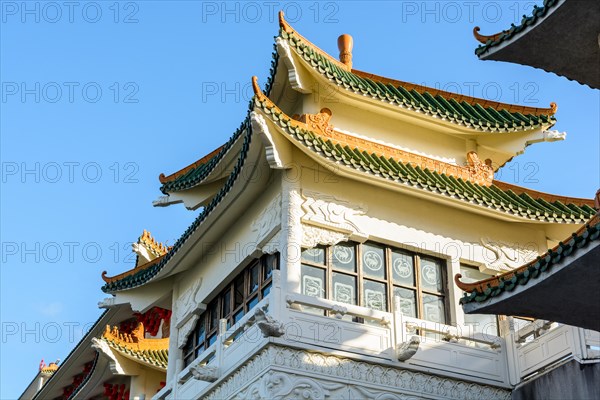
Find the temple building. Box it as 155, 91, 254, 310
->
21, 7, 598, 400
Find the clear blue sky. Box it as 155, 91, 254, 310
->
1, 1, 598, 397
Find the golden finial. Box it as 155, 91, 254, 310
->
550, 102, 558, 114
337, 34, 353, 69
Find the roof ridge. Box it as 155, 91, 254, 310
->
278, 10, 557, 118
159, 145, 225, 184
493, 180, 595, 208
352, 69, 557, 117
474, 0, 561, 56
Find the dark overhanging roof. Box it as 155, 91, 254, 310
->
457, 214, 600, 331
474, 0, 600, 89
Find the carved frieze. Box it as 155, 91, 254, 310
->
301, 225, 349, 248
202, 345, 511, 400
175, 278, 206, 348
480, 237, 537, 272
251, 194, 282, 250
300, 190, 367, 241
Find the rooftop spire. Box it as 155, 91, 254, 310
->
337, 34, 353, 69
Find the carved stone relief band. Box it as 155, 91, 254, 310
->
203, 345, 510, 400
300, 190, 368, 246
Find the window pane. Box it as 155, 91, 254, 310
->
221, 289, 231, 318
208, 333, 217, 346
423, 294, 445, 324
233, 309, 244, 324
234, 274, 244, 308
362, 280, 387, 311
196, 317, 206, 345
362, 243, 385, 280
208, 302, 218, 331
332, 243, 356, 272
183, 333, 194, 355
249, 263, 259, 294
301, 264, 325, 298
263, 254, 277, 280
393, 286, 416, 318
301, 247, 325, 265
261, 282, 272, 297
420, 258, 443, 292
248, 295, 259, 310
392, 250, 415, 286
332, 272, 357, 305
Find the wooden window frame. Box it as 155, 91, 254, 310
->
182, 253, 279, 367
301, 242, 449, 322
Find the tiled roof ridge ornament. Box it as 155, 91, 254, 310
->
473, 26, 510, 44
296, 108, 334, 136
137, 230, 171, 258
39, 359, 60, 374
337, 34, 353, 69
102, 322, 170, 352
466, 152, 494, 186
595, 188, 600, 211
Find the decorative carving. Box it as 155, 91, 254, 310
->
251, 194, 282, 247
251, 305, 284, 338
175, 278, 205, 348
262, 230, 283, 254
190, 364, 219, 382
337, 34, 353, 69
473, 26, 509, 44
298, 108, 335, 136
203, 345, 511, 400
480, 237, 537, 272
301, 225, 349, 248
240, 371, 345, 400
542, 129, 566, 142
331, 304, 347, 319
300, 191, 367, 239
466, 152, 494, 186
175, 278, 204, 327
102, 323, 169, 352
276, 37, 311, 94
251, 111, 287, 169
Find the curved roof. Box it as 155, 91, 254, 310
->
474, 0, 600, 89
278, 12, 557, 133
157, 12, 558, 195
252, 80, 595, 223
100, 323, 168, 371
455, 213, 600, 330
101, 116, 254, 293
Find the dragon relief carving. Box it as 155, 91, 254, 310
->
300, 191, 367, 239
480, 237, 537, 271
296, 108, 335, 136
238, 371, 345, 400
190, 363, 219, 382
301, 225, 349, 248
249, 305, 284, 338
175, 278, 205, 348
466, 152, 494, 186
251, 195, 282, 249
396, 336, 420, 361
